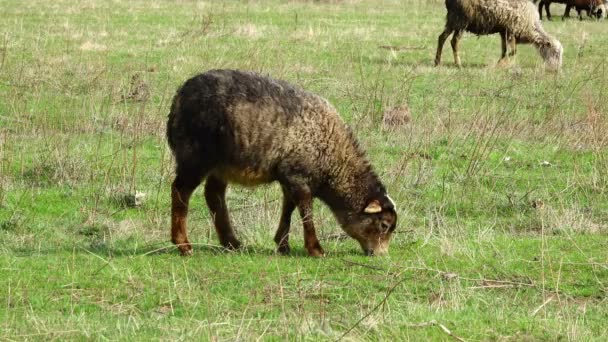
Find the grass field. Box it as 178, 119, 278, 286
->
1, 0, 607, 340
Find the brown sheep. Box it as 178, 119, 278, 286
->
564, 0, 606, 20
167, 69, 398, 257
435, 0, 563, 70
537, 0, 605, 20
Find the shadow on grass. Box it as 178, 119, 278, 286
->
6, 241, 370, 259
361, 54, 490, 69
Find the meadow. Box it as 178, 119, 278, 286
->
0, 0, 607, 340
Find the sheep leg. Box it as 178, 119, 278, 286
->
274, 187, 296, 255
564, 4, 572, 19
451, 29, 463, 67
204, 175, 241, 250
508, 35, 517, 57
545, 2, 553, 20
435, 27, 453, 66
171, 167, 204, 255
497, 31, 512, 67
500, 31, 508, 60
284, 183, 324, 257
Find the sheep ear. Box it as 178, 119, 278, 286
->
364, 200, 382, 214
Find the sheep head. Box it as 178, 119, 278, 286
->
538, 38, 563, 72
337, 196, 397, 256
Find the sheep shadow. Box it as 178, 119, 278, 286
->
6, 242, 367, 258
364, 51, 491, 70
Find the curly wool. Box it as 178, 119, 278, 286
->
438, 0, 563, 70
451, 0, 546, 43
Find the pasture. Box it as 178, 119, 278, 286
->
1, 0, 607, 340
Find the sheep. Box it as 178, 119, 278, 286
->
537, 0, 605, 20
435, 0, 563, 71
536, 0, 569, 20
563, 0, 607, 20
167, 69, 398, 257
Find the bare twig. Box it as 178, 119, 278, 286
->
531, 295, 555, 316
378, 44, 427, 52
139, 242, 225, 256
320, 232, 349, 241
336, 274, 407, 341
81, 247, 117, 272
10, 330, 81, 338
437, 322, 467, 342
468, 284, 521, 289
407, 320, 467, 342
340, 258, 386, 271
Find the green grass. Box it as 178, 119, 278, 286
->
1, 0, 607, 340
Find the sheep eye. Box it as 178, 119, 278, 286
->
381, 221, 391, 231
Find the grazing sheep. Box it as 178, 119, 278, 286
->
435, 0, 563, 71
537, 0, 605, 20
564, 0, 607, 20
536, 0, 569, 20
167, 69, 398, 257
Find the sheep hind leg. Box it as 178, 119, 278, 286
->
274, 186, 296, 255
451, 29, 463, 68
508, 35, 517, 60
435, 27, 453, 66
204, 175, 241, 250
497, 31, 509, 66
171, 166, 205, 255
563, 5, 572, 20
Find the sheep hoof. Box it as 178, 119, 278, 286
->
223, 239, 242, 251
496, 58, 510, 68
178, 244, 193, 256
307, 247, 325, 257
277, 245, 291, 255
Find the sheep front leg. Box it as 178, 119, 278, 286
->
563, 4, 572, 20
497, 31, 510, 67
435, 27, 453, 66
274, 187, 296, 255
500, 31, 508, 60
508, 34, 517, 57
450, 29, 463, 67
545, 2, 553, 20
204, 175, 241, 250
287, 184, 324, 257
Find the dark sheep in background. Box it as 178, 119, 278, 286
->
564, 0, 606, 20
435, 0, 563, 70
167, 69, 398, 257
536, 0, 568, 20
536, 0, 606, 20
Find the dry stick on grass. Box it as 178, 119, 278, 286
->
336, 270, 468, 342
336, 273, 408, 341
340, 258, 386, 271
407, 320, 467, 342
396, 266, 535, 288
531, 295, 555, 317
140, 242, 225, 256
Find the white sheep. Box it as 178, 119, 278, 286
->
435, 0, 563, 70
